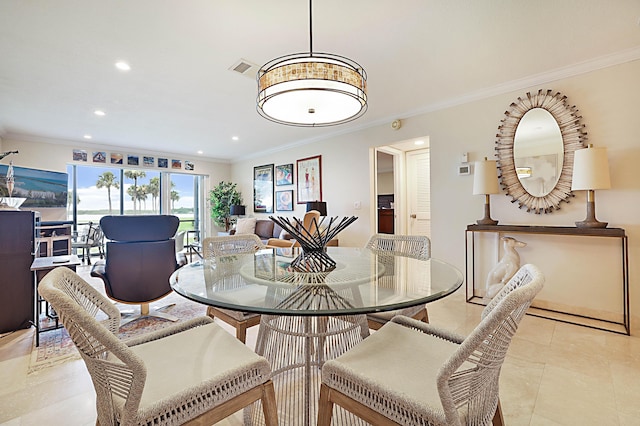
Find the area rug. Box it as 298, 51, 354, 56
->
28, 294, 207, 374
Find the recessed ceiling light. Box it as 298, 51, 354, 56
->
83, 134, 92, 139
232, 136, 239, 141
115, 61, 131, 71
94, 110, 106, 116
197, 150, 203, 155
414, 140, 425, 145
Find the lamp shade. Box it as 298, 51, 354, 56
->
473, 158, 500, 195
306, 201, 327, 216
571, 146, 611, 191
229, 205, 246, 216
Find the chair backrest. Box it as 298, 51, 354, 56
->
100, 215, 179, 303
303, 210, 321, 236
37, 267, 145, 424
202, 234, 265, 259
365, 234, 431, 260
438, 264, 544, 426
202, 235, 265, 291
87, 224, 104, 247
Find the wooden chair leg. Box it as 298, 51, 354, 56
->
317, 384, 334, 426
492, 399, 505, 426
261, 380, 279, 426
236, 322, 247, 344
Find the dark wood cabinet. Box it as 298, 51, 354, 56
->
0, 210, 36, 333
378, 209, 394, 234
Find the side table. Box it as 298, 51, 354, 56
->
30, 254, 81, 346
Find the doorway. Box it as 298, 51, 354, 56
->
372, 137, 430, 237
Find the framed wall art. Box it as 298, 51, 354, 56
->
275, 163, 294, 186
92, 151, 106, 163
110, 153, 123, 164
72, 149, 87, 161
296, 155, 322, 204
276, 190, 294, 211
254, 163, 274, 213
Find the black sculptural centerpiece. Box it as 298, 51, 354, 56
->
269, 215, 358, 272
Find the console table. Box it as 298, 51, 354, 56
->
30, 254, 82, 346
465, 224, 629, 335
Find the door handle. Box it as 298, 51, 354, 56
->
410, 214, 417, 219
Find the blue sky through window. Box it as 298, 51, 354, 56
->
67, 165, 195, 211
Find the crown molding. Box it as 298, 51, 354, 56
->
403, 46, 640, 118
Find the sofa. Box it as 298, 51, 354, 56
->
230, 215, 338, 247
230, 218, 285, 244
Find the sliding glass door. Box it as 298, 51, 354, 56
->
67, 164, 207, 239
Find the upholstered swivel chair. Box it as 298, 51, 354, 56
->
91, 215, 180, 323
39, 267, 279, 426
71, 221, 105, 265
203, 234, 265, 343
318, 264, 544, 426
364, 234, 431, 330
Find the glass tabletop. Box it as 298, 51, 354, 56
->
170, 246, 463, 316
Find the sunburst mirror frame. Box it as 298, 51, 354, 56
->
495, 89, 588, 214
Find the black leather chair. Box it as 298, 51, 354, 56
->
91, 215, 180, 323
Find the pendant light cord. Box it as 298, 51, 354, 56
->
309, 0, 313, 56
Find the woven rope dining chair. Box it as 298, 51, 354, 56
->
365, 233, 431, 329
318, 263, 544, 426
202, 234, 265, 343
38, 267, 278, 426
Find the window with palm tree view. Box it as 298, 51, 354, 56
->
67, 164, 205, 254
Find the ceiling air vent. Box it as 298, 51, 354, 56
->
229, 59, 259, 79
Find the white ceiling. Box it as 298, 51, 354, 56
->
1, 0, 639, 162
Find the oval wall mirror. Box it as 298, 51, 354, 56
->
495, 89, 587, 213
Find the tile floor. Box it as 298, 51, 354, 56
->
1, 265, 639, 425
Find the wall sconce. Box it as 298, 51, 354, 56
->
571, 144, 611, 228
473, 157, 500, 225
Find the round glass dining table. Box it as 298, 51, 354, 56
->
170, 247, 463, 426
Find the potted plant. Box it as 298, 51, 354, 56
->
209, 181, 242, 232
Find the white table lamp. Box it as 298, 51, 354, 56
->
473, 157, 500, 225
571, 144, 611, 228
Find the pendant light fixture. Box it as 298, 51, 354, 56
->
257, 0, 367, 127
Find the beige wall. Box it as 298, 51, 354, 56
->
231, 59, 640, 333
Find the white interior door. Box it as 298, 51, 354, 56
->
406, 149, 431, 237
